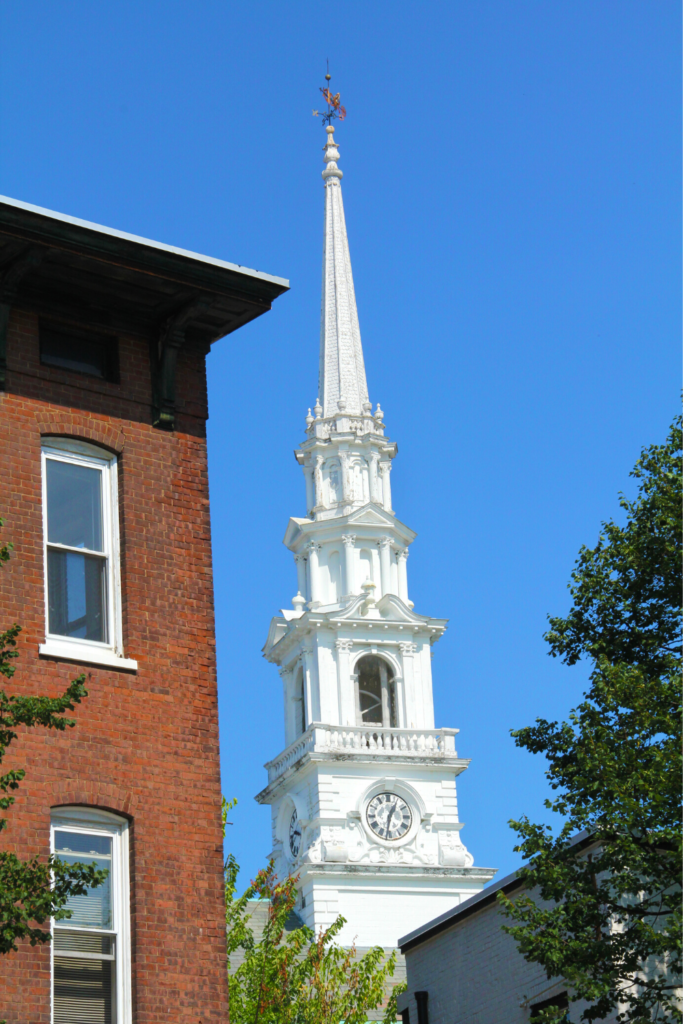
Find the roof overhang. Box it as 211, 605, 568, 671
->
0, 194, 289, 345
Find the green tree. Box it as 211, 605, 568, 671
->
499, 414, 682, 1024
223, 802, 402, 1023
0, 521, 107, 955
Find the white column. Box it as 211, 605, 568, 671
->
335, 638, 354, 725
301, 646, 315, 724
313, 455, 324, 508
399, 641, 418, 728
380, 660, 390, 727
280, 667, 294, 746
353, 663, 362, 725
339, 451, 351, 502
342, 534, 355, 596
304, 466, 315, 515
394, 673, 406, 727
308, 543, 321, 606
369, 453, 379, 503
397, 548, 409, 604
390, 547, 399, 595
379, 461, 393, 512
379, 536, 392, 597
295, 554, 307, 600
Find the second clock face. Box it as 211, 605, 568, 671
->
366, 792, 412, 841
289, 809, 302, 858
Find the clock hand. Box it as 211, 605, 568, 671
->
385, 801, 396, 833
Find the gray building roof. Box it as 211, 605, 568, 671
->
399, 830, 592, 953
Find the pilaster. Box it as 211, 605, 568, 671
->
379, 461, 393, 512
341, 534, 356, 597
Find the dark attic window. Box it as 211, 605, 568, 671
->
530, 992, 569, 1023
40, 320, 119, 382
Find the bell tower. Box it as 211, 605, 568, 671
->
256, 93, 495, 948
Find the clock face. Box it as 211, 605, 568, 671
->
366, 793, 412, 841
289, 809, 302, 858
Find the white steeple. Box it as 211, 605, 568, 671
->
256, 108, 495, 950
319, 125, 370, 419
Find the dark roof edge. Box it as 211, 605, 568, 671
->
398, 869, 521, 952
0, 194, 289, 290
398, 830, 593, 953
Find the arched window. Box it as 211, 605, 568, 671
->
358, 548, 374, 587
294, 667, 306, 736
325, 459, 342, 505
51, 806, 131, 1023
355, 655, 397, 728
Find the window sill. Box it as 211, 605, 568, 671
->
39, 640, 138, 672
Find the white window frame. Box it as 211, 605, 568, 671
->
51, 806, 132, 1024
39, 439, 136, 671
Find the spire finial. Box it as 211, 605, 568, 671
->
312, 61, 347, 127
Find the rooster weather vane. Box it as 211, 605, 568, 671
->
312, 62, 346, 126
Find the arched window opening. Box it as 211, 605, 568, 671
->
325, 459, 342, 505
51, 807, 131, 1023
355, 655, 397, 728
294, 667, 306, 736
350, 457, 369, 504
359, 548, 373, 587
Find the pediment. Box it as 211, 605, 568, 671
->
346, 504, 417, 542
284, 504, 416, 551
263, 615, 288, 657
348, 507, 393, 526
283, 516, 312, 548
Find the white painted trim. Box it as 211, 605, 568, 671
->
39, 640, 138, 671
41, 441, 134, 669
51, 807, 132, 1024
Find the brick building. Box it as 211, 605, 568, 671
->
0, 195, 287, 1023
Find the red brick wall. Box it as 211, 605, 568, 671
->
0, 308, 229, 1022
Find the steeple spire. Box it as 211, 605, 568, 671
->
319, 124, 370, 418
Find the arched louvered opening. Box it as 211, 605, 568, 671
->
354, 655, 397, 728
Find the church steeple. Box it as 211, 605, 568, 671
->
256, 88, 495, 950
300, 112, 391, 526
319, 125, 370, 419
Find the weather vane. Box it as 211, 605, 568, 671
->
312, 61, 346, 126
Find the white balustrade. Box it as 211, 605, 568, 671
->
266, 723, 459, 783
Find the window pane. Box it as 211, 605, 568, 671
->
54, 956, 113, 1024
54, 930, 114, 956
358, 659, 383, 724
54, 831, 112, 929
48, 550, 107, 642
41, 322, 116, 381
47, 459, 103, 551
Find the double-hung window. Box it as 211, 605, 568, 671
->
40, 440, 136, 670
51, 808, 131, 1024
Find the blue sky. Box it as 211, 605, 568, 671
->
1, 2, 679, 889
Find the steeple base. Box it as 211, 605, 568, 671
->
256, 745, 496, 949
296, 862, 497, 948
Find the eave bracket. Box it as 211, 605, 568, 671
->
152, 295, 213, 430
